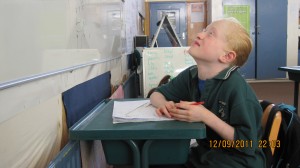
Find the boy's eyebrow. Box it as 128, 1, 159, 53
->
207, 27, 218, 35
209, 27, 216, 31
205, 25, 216, 31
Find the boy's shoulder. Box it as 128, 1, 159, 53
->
218, 67, 250, 91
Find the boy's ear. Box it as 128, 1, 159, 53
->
219, 51, 236, 64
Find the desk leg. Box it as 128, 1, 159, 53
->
125, 140, 141, 168
141, 140, 154, 168
294, 81, 299, 113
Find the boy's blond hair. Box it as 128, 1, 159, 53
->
220, 17, 252, 66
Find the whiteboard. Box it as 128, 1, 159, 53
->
0, 0, 124, 83
142, 47, 196, 98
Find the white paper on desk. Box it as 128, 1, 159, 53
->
112, 100, 174, 124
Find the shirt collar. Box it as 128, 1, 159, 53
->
190, 65, 239, 80
214, 66, 239, 80
190, 65, 198, 79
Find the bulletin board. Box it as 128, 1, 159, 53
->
142, 47, 196, 98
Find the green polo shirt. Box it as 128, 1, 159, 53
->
156, 65, 266, 168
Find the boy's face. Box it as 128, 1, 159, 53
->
188, 20, 230, 63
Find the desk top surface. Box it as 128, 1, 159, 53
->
278, 66, 300, 73
69, 99, 206, 140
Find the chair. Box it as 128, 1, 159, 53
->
259, 100, 282, 155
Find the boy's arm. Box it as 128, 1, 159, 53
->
150, 91, 175, 118
203, 111, 234, 140
150, 91, 168, 107
171, 102, 234, 140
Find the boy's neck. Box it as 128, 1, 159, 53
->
197, 63, 230, 80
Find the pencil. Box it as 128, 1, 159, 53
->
190, 101, 204, 105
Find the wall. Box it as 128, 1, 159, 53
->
207, 0, 223, 23
138, 0, 146, 17
299, 3, 300, 37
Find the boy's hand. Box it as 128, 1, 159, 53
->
169, 101, 208, 122
156, 101, 176, 118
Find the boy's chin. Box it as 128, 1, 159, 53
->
187, 47, 194, 55
187, 48, 198, 57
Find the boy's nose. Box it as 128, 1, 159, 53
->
197, 32, 205, 40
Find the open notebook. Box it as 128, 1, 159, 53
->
112, 99, 174, 124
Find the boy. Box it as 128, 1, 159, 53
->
150, 18, 266, 167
